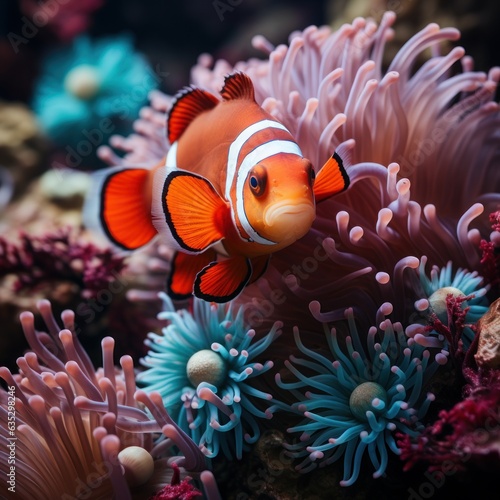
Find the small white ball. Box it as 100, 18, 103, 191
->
64, 65, 101, 100
186, 349, 227, 387
117, 446, 154, 487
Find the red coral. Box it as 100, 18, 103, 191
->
479, 211, 500, 292
424, 293, 475, 367
19, 0, 104, 42
489, 211, 500, 233
0, 227, 126, 299
398, 369, 500, 474
150, 463, 202, 500
398, 377, 500, 473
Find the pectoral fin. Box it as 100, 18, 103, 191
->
313, 152, 350, 203
163, 171, 229, 253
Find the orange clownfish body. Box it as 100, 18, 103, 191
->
84, 72, 349, 302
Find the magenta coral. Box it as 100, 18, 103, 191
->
408, 294, 476, 367
397, 371, 500, 474
150, 463, 202, 500
479, 211, 500, 293
0, 227, 125, 299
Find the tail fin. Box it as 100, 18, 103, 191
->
83, 166, 157, 251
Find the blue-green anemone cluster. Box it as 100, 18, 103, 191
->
275, 306, 437, 486
134, 260, 490, 483
138, 292, 281, 459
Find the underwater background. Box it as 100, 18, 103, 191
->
1, 1, 500, 499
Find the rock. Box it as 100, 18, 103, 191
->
39, 167, 91, 207
475, 298, 500, 368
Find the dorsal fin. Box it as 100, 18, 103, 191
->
167, 86, 219, 144
220, 72, 255, 101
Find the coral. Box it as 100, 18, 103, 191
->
409, 294, 476, 367
0, 227, 125, 300
0, 101, 49, 198
19, 0, 104, 42
150, 463, 202, 500
275, 305, 437, 486
138, 293, 281, 459
0, 300, 221, 499
397, 369, 500, 475
479, 211, 500, 294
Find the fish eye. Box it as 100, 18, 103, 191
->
248, 165, 267, 197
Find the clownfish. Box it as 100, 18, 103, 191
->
84, 72, 349, 303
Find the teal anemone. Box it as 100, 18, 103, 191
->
419, 257, 489, 323
276, 306, 437, 486
32, 35, 157, 162
407, 257, 490, 357
138, 293, 281, 459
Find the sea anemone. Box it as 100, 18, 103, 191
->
275, 304, 437, 486
417, 258, 489, 324
192, 12, 499, 220
404, 257, 490, 356
220, 13, 499, 366
83, 12, 499, 491
0, 299, 220, 499
32, 34, 158, 165
138, 292, 281, 459
97, 90, 172, 168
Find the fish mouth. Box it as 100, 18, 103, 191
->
263, 202, 315, 241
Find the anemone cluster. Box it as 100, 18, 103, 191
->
0, 300, 219, 499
